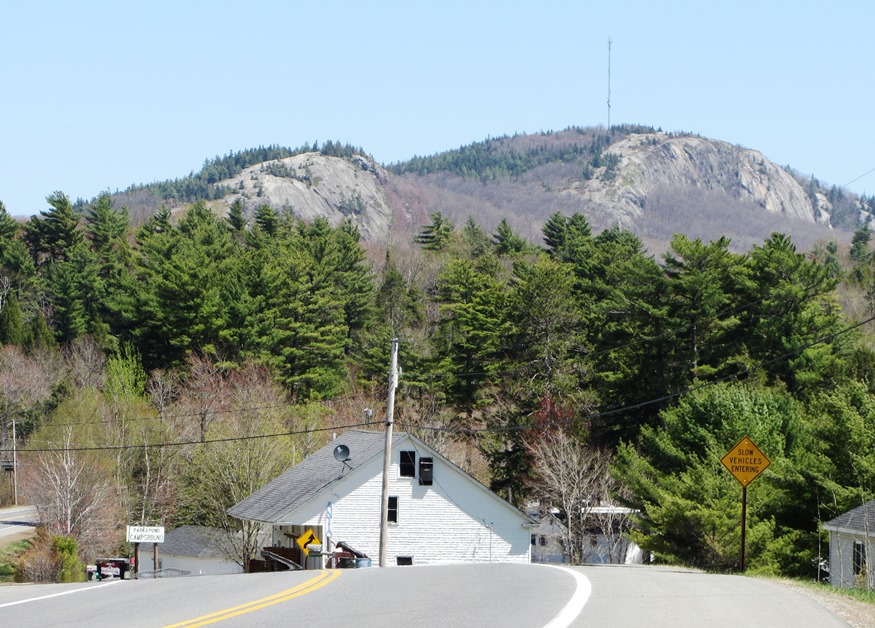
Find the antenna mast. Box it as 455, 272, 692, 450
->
607, 37, 612, 131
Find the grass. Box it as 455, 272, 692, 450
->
815, 581, 875, 606
772, 575, 875, 608
0, 538, 32, 583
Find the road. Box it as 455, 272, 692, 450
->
0, 505, 37, 543
0, 563, 851, 627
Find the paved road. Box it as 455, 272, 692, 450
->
0, 505, 37, 543
0, 563, 850, 627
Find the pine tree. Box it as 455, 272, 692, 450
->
227, 198, 246, 232
492, 219, 526, 256
26, 191, 83, 264
415, 212, 454, 251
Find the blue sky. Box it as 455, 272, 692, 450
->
1, 0, 873, 216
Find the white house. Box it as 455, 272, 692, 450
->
527, 503, 642, 565
228, 430, 533, 567
824, 500, 875, 589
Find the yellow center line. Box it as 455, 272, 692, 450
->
165, 570, 342, 628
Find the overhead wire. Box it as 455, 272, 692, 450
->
397, 312, 875, 436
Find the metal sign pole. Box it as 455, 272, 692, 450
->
740, 485, 747, 573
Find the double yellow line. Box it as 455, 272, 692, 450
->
165, 570, 342, 627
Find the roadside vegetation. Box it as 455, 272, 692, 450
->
0, 538, 32, 583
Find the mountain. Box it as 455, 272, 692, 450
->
108, 126, 871, 252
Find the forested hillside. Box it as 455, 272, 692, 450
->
3, 188, 875, 580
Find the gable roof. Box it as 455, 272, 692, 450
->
823, 499, 875, 536
228, 429, 533, 526
228, 429, 398, 523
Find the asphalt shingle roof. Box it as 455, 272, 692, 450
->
139, 525, 228, 558
227, 429, 401, 523
824, 499, 875, 535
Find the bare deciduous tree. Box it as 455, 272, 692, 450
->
529, 429, 631, 564
0, 346, 63, 503
19, 427, 119, 558
178, 362, 299, 570
64, 336, 106, 391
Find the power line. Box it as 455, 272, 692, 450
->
843, 166, 875, 190
398, 312, 875, 436
5, 310, 871, 454
2, 420, 381, 455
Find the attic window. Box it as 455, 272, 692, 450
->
400, 451, 416, 477
419, 457, 433, 486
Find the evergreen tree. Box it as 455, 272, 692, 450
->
661, 235, 745, 380
461, 217, 490, 258
434, 258, 509, 420
492, 219, 527, 256
850, 223, 872, 264
740, 233, 845, 393
227, 198, 246, 233
415, 212, 454, 251
253, 204, 278, 237
25, 191, 83, 265
613, 382, 809, 574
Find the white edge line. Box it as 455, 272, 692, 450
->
541, 565, 592, 628
0, 580, 122, 608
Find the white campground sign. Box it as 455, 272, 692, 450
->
126, 525, 165, 543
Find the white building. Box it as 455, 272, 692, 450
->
228, 430, 533, 567
528, 503, 642, 565
138, 526, 243, 577
824, 500, 875, 589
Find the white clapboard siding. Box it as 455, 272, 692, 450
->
285, 437, 530, 565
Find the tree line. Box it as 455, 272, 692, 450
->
1, 192, 874, 580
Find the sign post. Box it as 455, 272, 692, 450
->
721, 436, 770, 573
127, 526, 165, 576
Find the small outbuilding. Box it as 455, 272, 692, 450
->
138, 525, 244, 577
823, 500, 875, 589
228, 430, 533, 567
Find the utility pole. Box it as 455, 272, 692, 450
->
12, 418, 17, 506
379, 338, 399, 567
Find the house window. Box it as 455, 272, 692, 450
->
853, 541, 867, 576
396, 556, 413, 566
400, 451, 416, 477
388, 496, 398, 523
531, 534, 537, 546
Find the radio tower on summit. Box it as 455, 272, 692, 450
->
607, 37, 612, 131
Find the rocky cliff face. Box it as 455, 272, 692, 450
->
210, 152, 393, 241
575, 133, 831, 229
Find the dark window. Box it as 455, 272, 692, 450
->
388, 496, 398, 523
854, 541, 867, 576
396, 556, 413, 566
419, 457, 433, 485
400, 451, 415, 477
531, 535, 537, 546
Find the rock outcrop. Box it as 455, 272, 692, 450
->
574, 133, 830, 229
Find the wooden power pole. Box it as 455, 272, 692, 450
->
379, 339, 399, 567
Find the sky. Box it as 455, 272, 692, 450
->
1, 0, 873, 217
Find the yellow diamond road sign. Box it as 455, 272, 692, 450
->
721, 436, 771, 486
296, 528, 321, 556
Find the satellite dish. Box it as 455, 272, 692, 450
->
333, 444, 350, 462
